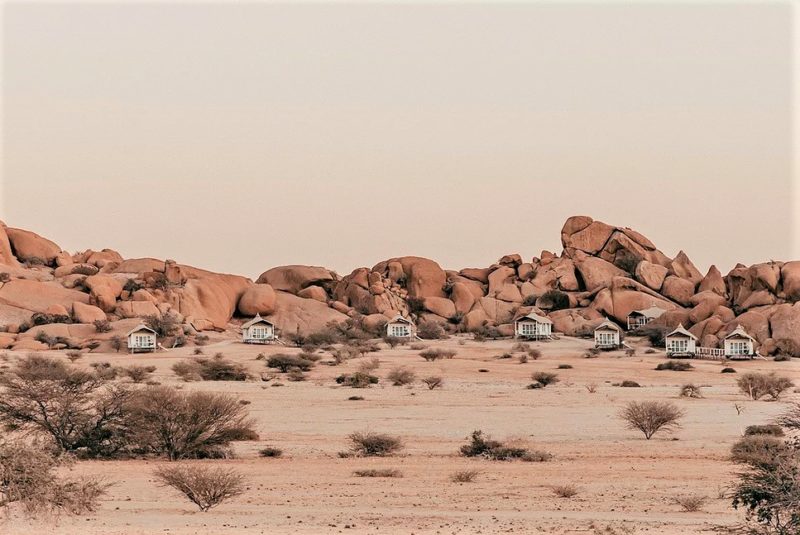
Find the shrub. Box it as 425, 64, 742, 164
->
450, 470, 480, 483
347, 396, 364, 401
674, 494, 707, 512
172, 360, 201, 381
527, 348, 542, 360
383, 336, 407, 348
65, 350, 83, 362
458, 430, 539, 461
130, 386, 257, 460
655, 360, 694, 371
636, 324, 669, 347
174, 356, 249, 381
266, 354, 315, 373
552, 484, 579, 498
744, 425, 784, 437
31, 312, 72, 326
358, 357, 380, 374
353, 469, 402, 478
336, 372, 379, 388
496, 352, 513, 360
730, 436, 788, 468
259, 447, 283, 458
585, 382, 598, 393
531, 371, 559, 387
409, 343, 427, 351
522, 294, 538, 306
109, 335, 124, 352
518, 354, 528, 364
123, 365, 156, 383
539, 290, 570, 311
154, 465, 246, 512
557, 364, 572, 369
422, 376, 443, 390
286, 368, 306, 382
387, 367, 416, 386
195, 334, 209, 346
512, 342, 531, 352
406, 297, 425, 315
144, 312, 181, 337
737, 373, 795, 401
123, 278, 143, 293
0, 440, 108, 516
0, 272, 10, 283
620, 380, 641, 388
619, 401, 684, 439
331, 345, 360, 365
721, 367, 737, 373
625, 348, 636, 357
91, 361, 119, 380
615, 252, 641, 274
93, 319, 112, 333
346, 432, 402, 457
679, 383, 703, 398
417, 320, 446, 340
731, 451, 799, 533
420, 348, 456, 361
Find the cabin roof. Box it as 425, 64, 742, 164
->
595, 319, 621, 332
628, 306, 667, 319
387, 315, 414, 325
514, 312, 553, 325
241, 313, 274, 329
126, 324, 156, 337
725, 325, 755, 342
666, 323, 697, 340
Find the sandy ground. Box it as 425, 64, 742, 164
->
2, 334, 798, 535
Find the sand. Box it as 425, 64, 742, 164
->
2, 334, 797, 535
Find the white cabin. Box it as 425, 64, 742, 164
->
594, 320, 621, 349
626, 306, 666, 331
724, 325, 756, 359
126, 324, 157, 353
242, 314, 276, 344
665, 324, 697, 357
385, 315, 415, 338
514, 312, 553, 339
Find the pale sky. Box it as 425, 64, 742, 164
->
2, 3, 792, 279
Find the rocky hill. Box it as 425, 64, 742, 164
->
0, 216, 798, 356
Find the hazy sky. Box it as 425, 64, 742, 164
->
2, 3, 792, 279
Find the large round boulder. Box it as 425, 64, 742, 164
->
237, 284, 277, 316
5, 228, 62, 265
256, 265, 335, 295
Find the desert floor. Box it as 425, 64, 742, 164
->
3, 334, 798, 535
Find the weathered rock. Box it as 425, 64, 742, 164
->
634, 260, 668, 292
362, 314, 389, 333
498, 254, 522, 267
562, 219, 615, 255
116, 300, 160, 319
660, 276, 695, 306
698, 265, 726, 296
464, 308, 489, 331
769, 303, 800, 354
373, 257, 446, 299
6, 228, 62, 264
422, 296, 456, 319
0, 280, 90, 313
739, 290, 778, 311
473, 297, 517, 325
572, 253, 627, 292
750, 262, 781, 293
256, 265, 335, 295
780, 261, 800, 301
517, 263, 535, 281
297, 285, 328, 302
12, 339, 49, 351
689, 291, 727, 308
113, 258, 166, 274
84, 274, 124, 312
267, 292, 348, 337
459, 268, 491, 284
237, 284, 277, 316
0, 223, 19, 267
174, 275, 251, 330
450, 282, 476, 315
549, 307, 602, 337
86, 249, 124, 268
0, 333, 16, 349
72, 301, 107, 324
724, 310, 770, 343
45, 304, 69, 316
668, 251, 702, 286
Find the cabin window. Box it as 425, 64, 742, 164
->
390, 324, 409, 337
728, 341, 749, 355
134, 334, 153, 347
596, 332, 616, 346
520, 322, 536, 335
667, 338, 688, 353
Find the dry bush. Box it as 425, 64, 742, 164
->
552, 484, 579, 498
347, 395, 364, 401
420, 348, 456, 361
409, 343, 427, 351
557, 364, 573, 369
286, 368, 306, 382
345, 432, 403, 457
65, 350, 83, 362
259, 447, 283, 458
744, 424, 784, 437
450, 469, 480, 483
417, 320, 446, 340
625, 348, 636, 357
776, 402, 800, 431
336, 372, 379, 388
154, 464, 245, 512
655, 360, 694, 371
387, 367, 416, 386
130, 386, 257, 460
358, 357, 381, 374
730, 435, 789, 467
527, 348, 542, 360
721, 367, 736, 373
172, 360, 201, 381
90, 361, 120, 380
496, 352, 513, 360
109, 335, 124, 353
93, 319, 112, 333
382, 336, 407, 348
174, 356, 249, 381
193, 348, 204, 355
422, 376, 443, 390
353, 468, 403, 478
619, 401, 684, 440
123, 365, 156, 383
585, 382, 598, 393
619, 380, 641, 388
673, 494, 707, 512
737, 373, 795, 401
459, 430, 550, 462
679, 383, 703, 399
530, 371, 559, 387
331, 345, 361, 365
518, 354, 528, 364
195, 334, 209, 346
512, 342, 531, 353
0, 440, 108, 516
144, 312, 181, 337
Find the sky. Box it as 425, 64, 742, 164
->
1, 3, 793, 279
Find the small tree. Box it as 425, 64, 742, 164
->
387, 367, 415, 386
154, 465, 245, 512
123, 365, 157, 383
109, 335, 124, 353
345, 431, 402, 457
619, 401, 684, 440
531, 371, 559, 387
738, 373, 795, 401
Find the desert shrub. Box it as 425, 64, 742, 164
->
195, 334, 209, 346
172, 360, 201, 381
353, 469, 403, 478
496, 352, 513, 359
0, 355, 132, 457
358, 357, 381, 374
522, 294, 538, 306
518, 354, 528, 364
419, 348, 456, 361
450, 470, 480, 483
259, 447, 283, 458
172, 335, 186, 348
531, 371, 559, 387
777, 402, 800, 431
336, 372, 379, 388
737, 373, 795, 401
266, 354, 315, 373
527, 348, 542, 360
109, 335, 124, 352
123, 278, 143, 293
347, 396, 364, 401
130, 386, 257, 460
417, 320, 446, 340
636, 324, 669, 347
774, 354, 792, 362
552, 484, 579, 498
0, 440, 108, 516
458, 430, 541, 461
655, 360, 694, 371
615, 252, 642, 274
585, 382, 598, 393
65, 350, 83, 362
193, 348, 204, 355
422, 376, 443, 390
93, 319, 112, 333
173, 356, 248, 381
285, 368, 305, 382
90, 361, 119, 380
31, 312, 72, 326
409, 343, 427, 351
620, 380, 641, 388
123, 365, 156, 383
557, 364, 573, 369
512, 342, 531, 352
721, 367, 737, 373
679, 383, 703, 398
331, 345, 361, 365
730, 435, 789, 468
406, 297, 425, 315
34, 331, 57, 348
539, 290, 570, 311
674, 494, 707, 512
154, 465, 246, 512
625, 348, 636, 357
383, 335, 407, 348
744, 424, 784, 437
387, 367, 416, 386
144, 312, 181, 337
346, 432, 402, 457
619, 401, 684, 439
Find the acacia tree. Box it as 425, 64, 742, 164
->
154, 465, 245, 512
619, 401, 684, 440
